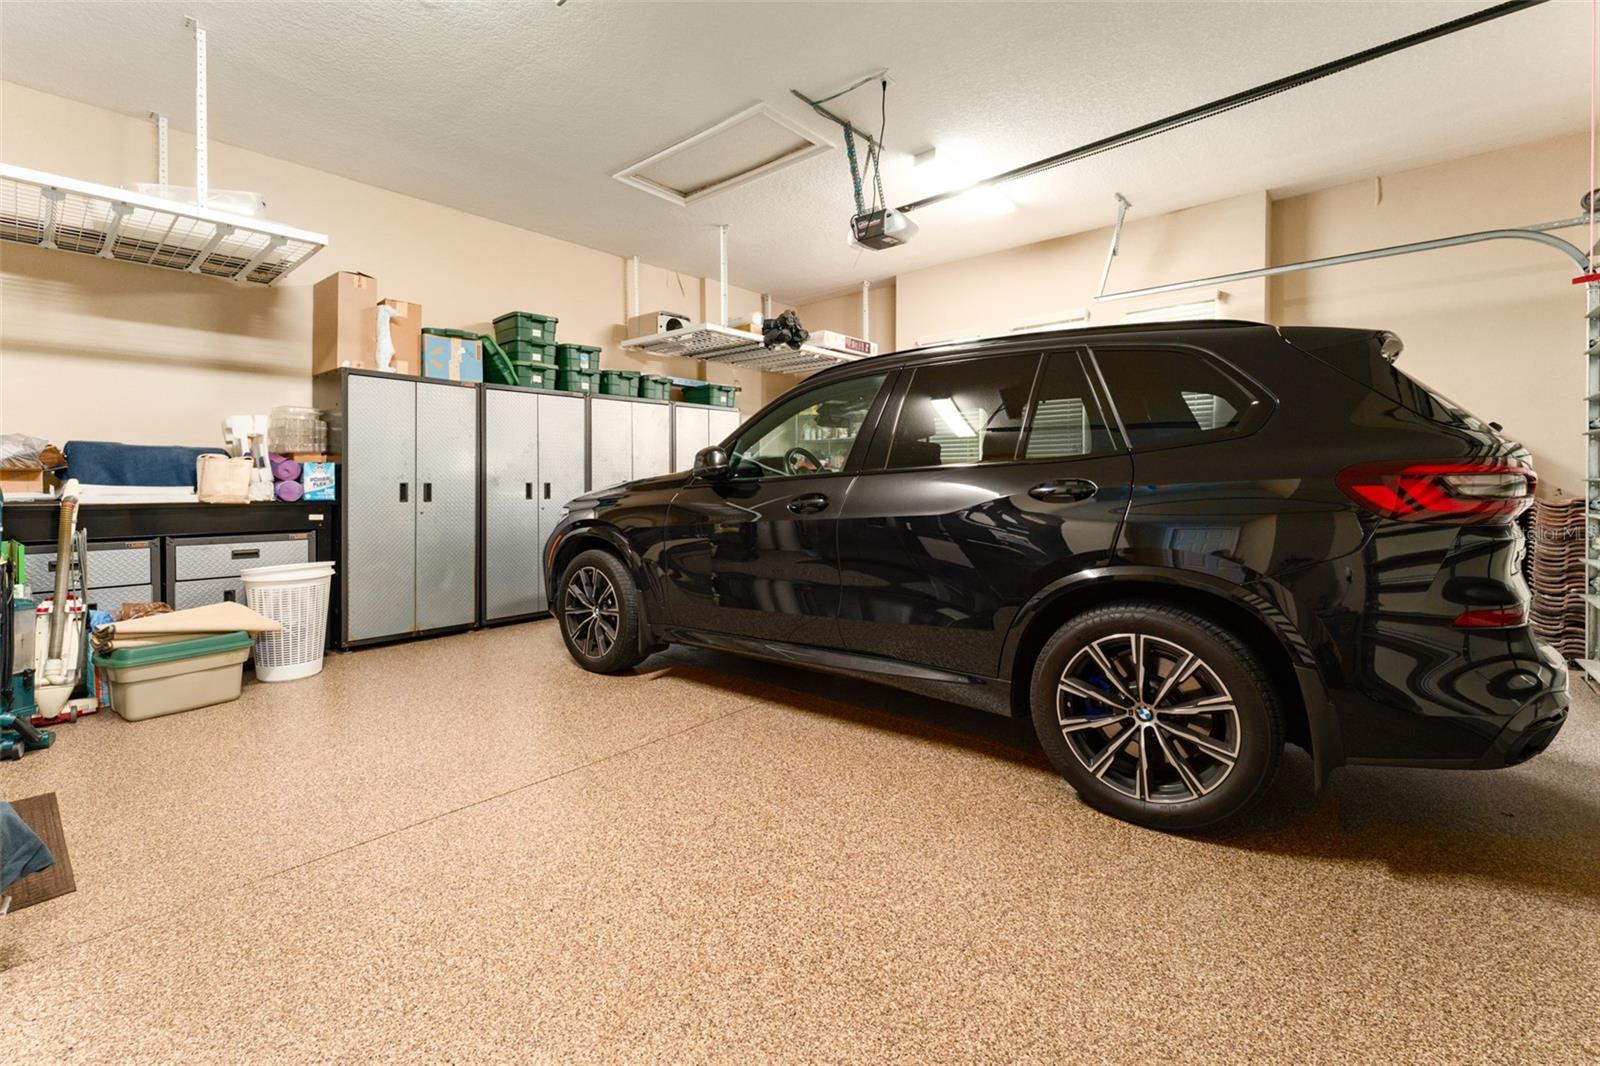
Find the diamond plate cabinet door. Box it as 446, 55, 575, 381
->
631, 401, 672, 480
484, 388, 543, 621
537, 392, 587, 570
345, 374, 419, 642
673, 405, 710, 472
708, 407, 742, 450
590, 397, 634, 490
414, 381, 479, 632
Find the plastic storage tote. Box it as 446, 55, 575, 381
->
638, 375, 672, 400
599, 370, 639, 397
493, 311, 559, 344
516, 363, 558, 390
95, 631, 254, 721
555, 344, 601, 372
482, 336, 520, 386
241, 560, 336, 682
502, 339, 557, 364
557, 369, 598, 394
681, 383, 736, 407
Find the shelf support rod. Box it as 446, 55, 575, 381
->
152, 113, 169, 185
99, 202, 131, 258
629, 255, 640, 319
1095, 193, 1132, 298
186, 17, 208, 208
861, 279, 871, 339
718, 224, 729, 327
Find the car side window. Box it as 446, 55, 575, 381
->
1022, 350, 1118, 459
727, 373, 888, 480
1091, 347, 1267, 450
885, 353, 1039, 469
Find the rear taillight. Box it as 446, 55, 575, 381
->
1453, 606, 1527, 629
1336, 460, 1535, 524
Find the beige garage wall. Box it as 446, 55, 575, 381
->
0, 81, 792, 448
1272, 132, 1589, 494
794, 282, 898, 355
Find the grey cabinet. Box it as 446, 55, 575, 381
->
481, 386, 586, 623
166, 533, 313, 610
591, 396, 672, 489
331, 371, 478, 645
22, 539, 160, 618
672, 404, 743, 471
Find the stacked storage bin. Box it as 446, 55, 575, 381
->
492, 312, 559, 390
1523, 495, 1585, 659
555, 343, 601, 394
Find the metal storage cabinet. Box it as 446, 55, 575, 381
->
591, 395, 672, 488
671, 403, 743, 471
22, 539, 160, 617
166, 532, 313, 609
482, 387, 543, 620
480, 387, 585, 624
415, 382, 477, 632
319, 369, 480, 646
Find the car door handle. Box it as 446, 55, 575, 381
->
788, 493, 829, 515
1029, 478, 1098, 502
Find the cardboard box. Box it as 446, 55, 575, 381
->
379, 298, 421, 376
422, 333, 484, 383
0, 468, 46, 494
312, 271, 379, 374
301, 461, 336, 501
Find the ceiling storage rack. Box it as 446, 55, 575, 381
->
620, 225, 866, 375
0, 163, 326, 284
0, 19, 327, 285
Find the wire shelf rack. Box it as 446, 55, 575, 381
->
0, 163, 326, 284
620, 323, 868, 374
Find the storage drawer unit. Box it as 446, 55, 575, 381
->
165, 533, 313, 610
23, 539, 160, 617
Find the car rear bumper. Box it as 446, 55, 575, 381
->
1471, 642, 1569, 768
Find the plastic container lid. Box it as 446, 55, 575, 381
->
240, 561, 337, 586
493, 311, 559, 325
94, 630, 254, 668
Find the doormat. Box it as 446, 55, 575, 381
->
5, 792, 75, 913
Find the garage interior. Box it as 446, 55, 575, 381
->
1, 1, 1597, 1060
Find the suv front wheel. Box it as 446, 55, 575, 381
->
556, 548, 647, 675
1030, 602, 1284, 831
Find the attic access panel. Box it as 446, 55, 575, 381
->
613, 103, 832, 207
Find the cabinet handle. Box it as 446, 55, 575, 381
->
223, 589, 237, 602
525, 482, 533, 500
423, 483, 433, 503
230, 548, 260, 560
399, 483, 409, 503
544, 482, 551, 500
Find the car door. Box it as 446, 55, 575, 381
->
659, 371, 891, 645
834, 348, 1133, 678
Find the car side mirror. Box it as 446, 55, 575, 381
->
693, 446, 730, 480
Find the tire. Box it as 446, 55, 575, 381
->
1029, 601, 1284, 831
556, 548, 647, 675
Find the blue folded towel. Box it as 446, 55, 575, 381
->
0, 802, 54, 891
63, 441, 227, 488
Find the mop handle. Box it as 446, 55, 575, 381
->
47, 479, 81, 662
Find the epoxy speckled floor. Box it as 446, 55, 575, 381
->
2, 621, 1597, 1063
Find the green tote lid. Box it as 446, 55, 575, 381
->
94, 630, 254, 668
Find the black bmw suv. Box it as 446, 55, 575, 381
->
545, 321, 1568, 829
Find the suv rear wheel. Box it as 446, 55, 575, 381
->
557, 548, 647, 674
1030, 602, 1284, 831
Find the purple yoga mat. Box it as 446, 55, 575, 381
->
274, 479, 304, 502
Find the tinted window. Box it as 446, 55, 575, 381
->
886, 353, 1038, 469
728, 373, 887, 479
1092, 348, 1265, 449
1022, 350, 1117, 459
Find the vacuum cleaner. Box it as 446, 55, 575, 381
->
33, 479, 88, 724
0, 485, 53, 758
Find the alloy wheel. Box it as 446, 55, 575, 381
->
564, 565, 620, 659
1056, 633, 1241, 804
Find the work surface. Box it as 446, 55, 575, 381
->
3, 623, 1597, 1063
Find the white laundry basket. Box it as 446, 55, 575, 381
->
240, 560, 336, 682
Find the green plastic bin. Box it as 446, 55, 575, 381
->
681, 383, 736, 407
599, 370, 639, 397
555, 344, 601, 372
502, 339, 556, 364
94, 631, 254, 722
638, 374, 671, 400
482, 336, 520, 386
516, 362, 558, 390
557, 369, 598, 394
493, 311, 559, 344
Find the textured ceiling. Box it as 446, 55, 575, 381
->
0, 1, 1587, 300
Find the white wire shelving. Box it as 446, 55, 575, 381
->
0, 163, 326, 285
620, 323, 865, 374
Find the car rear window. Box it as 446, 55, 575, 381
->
1091, 347, 1269, 450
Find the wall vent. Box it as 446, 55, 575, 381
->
614, 103, 832, 207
